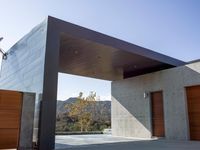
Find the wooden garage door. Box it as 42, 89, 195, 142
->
151, 91, 165, 137
186, 86, 200, 141
0, 90, 22, 149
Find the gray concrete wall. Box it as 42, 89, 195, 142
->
0, 19, 48, 144
19, 93, 36, 150
112, 61, 200, 140
0, 20, 47, 93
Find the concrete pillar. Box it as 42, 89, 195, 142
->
19, 93, 36, 150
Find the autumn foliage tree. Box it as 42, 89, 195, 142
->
65, 92, 96, 132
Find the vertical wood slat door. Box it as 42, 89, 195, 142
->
186, 86, 200, 141
151, 91, 165, 137
0, 90, 22, 149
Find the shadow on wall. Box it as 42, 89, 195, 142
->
112, 95, 151, 138
111, 61, 200, 139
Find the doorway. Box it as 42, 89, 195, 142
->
151, 91, 165, 137
186, 85, 200, 141
0, 90, 22, 149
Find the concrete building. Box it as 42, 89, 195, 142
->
112, 60, 200, 140
0, 16, 199, 149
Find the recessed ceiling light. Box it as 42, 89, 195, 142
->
74, 50, 78, 54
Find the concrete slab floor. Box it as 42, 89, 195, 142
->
55, 135, 200, 150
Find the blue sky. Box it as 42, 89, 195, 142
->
0, 0, 200, 100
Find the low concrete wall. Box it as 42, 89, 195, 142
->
112, 61, 200, 140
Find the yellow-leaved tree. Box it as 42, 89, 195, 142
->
65, 92, 96, 132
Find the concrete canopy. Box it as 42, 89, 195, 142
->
49, 16, 185, 81
37, 16, 185, 149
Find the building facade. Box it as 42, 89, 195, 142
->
112, 60, 200, 140
0, 16, 199, 149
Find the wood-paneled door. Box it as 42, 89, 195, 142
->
151, 91, 165, 137
0, 90, 23, 149
186, 86, 200, 141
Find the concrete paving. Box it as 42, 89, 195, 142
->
55, 134, 200, 150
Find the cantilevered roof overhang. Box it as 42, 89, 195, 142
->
34, 16, 187, 149
48, 16, 185, 81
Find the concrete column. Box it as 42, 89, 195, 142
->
19, 93, 36, 150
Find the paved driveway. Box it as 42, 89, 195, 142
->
55, 134, 200, 150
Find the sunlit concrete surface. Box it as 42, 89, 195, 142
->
55, 134, 141, 149
55, 135, 200, 150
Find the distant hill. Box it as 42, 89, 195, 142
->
57, 98, 111, 119
57, 97, 77, 115
56, 97, 111, 132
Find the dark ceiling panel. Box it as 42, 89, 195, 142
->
59, 34, 174, 81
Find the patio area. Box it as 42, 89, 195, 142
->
55, 134, 200, 150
